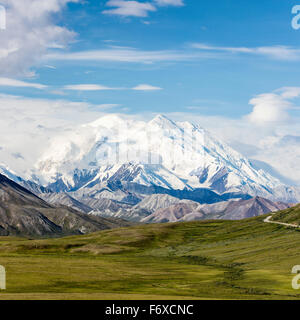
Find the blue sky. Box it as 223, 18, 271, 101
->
51, 0, 300, 117
1, 0, 300, 182
2, 0, 300, 117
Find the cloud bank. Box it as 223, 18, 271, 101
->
102, 0, 184, 17
154, 0, 184, 6
246, 87, 300, 125
64, 83, 162, 91
0, 0, 77, 77
103, 0, 156, 17
192, 43, 300, 61
0, 77, 47, 89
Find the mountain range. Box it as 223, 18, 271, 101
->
142, 196, 292, 223
0, 171, 293, 236
32, 114, 299, 203
0, 114, 299, 233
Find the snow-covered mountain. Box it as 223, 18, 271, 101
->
34, 114, 299, 202
0, 163, 50, 195
0, 163, 22, 183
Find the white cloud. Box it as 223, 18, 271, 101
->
192, 43, 254, 53
46, 47, 210, 64
64, 84, 116, 91
102, 0, 184, 18
47, 43, 300, 66
103, 0, 156, 17
247, 94, 291, 124
154, 0, 184, 6
252, 134, 300, 186
132, 84, 162, 91
246, 87, 300, 125
192, 43, 300, 61
64, 83, 162, 91
0, 77, 47, 89
0, 0, 77, 77
44, 65, 57, 70
0, 94, 108, 177
276, 87, 300, 99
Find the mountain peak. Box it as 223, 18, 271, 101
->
152, 114, 169, 121
149, 114, 179, 128
88, 114, 127, 129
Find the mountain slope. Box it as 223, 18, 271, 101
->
271, 204, 300, 225
125, 194, 199, 222
0, 173, 61, 236
88, 194, 199, 222
39, 193, 93, 213
210, 197, 292, 220
142, 196, 292, 223
0, 174, 130, 237
35, 114, 298, 202
142, 202, 200, 223
132, 194, 187, 212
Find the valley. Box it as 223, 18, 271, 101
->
0, 207, 300, 299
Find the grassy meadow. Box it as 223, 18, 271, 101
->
0, 211, 300, 300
